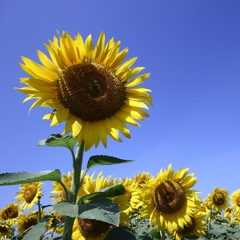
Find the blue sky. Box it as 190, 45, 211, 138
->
0, 1, 240, 209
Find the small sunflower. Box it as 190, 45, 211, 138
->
138, 164, 199, 232
231, 189, 240, 215
132, 171, 154, 188
172, 212, 206, 240
50, 171, 86, 204
198, 199, 210, 216
16, 31, 152, 151
46, 209, 65, 235
15, 182, 43, 210
118, 178, 140, 212
0, 221, 13, 239
0, 203, 21, 224
207, 187, 229, 212
17, 211, 39, 234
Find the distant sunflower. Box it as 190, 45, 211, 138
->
198, 199, 210, 216
17, 211, 39, 234
118, 178, 140, 212
50, 171, 85, 204
15, 182, 43, 210
0, 203, 21, 224
16, 31, 152, 151
207, 188, 229, 212
231, 189, 240, 215
0, 221, 13, 239
132, 171, 154, 188
172, 212, 206, 240
138, 164, 199, 232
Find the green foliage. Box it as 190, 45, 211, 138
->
78, 184, 126, 204
38, 134, 77, 152
0, 170, 61, 186
22, 223, 46, 240
86, 155, 133, 171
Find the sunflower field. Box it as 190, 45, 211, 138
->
0, 31, 239, 240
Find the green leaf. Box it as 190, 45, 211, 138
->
22, 222, 46, 240
234, 231, 240, 238
78, 184, 126, 204
38, 134, 77, 151
78, 198, 120, 226
54, 199, 121, 226
105, 226, 152, 240
87, 155, 133, 170
150, 229, 161, 239
226, 232, 237, 240
0, 169, 61, 186
54, 201, 79, 217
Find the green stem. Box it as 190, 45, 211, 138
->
62, 141, 85, 240
160, 230, 165, 240
37, 196, 42, 222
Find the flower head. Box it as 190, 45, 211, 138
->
0, 203, 21, 224
15, 182, 43, 210
0, 221, 13, 239
231, 189, 240, 216
16, 31, 152, 150
172, 212, 206, 240
137, 164, 199, 232
207, 187, 229, 212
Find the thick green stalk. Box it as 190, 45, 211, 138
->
62, 141, 85, 240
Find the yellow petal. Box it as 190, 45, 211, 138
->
125, 73, 150, 87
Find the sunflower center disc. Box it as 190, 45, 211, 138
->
177, 217, 195, 235
57, 63, 125, 122
77, 218, 110, 238
24, 185, 38, 203
3, 206, 18, 219
153, 180, 186, 214
0, 226, 8, 233
23, 217, 38, 230
213, 193, 225, 206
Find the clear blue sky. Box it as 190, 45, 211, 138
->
0, 1, 240, 208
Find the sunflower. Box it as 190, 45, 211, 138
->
46, 209, 65, 235
16, 31, 152, 151
0, 221, 13, 239
231, 189, 240, 215
207, 187, 229, 212
172, 212, 206, 240
71, 172, 130, 239
0, 203, 21, 224
117, 178, 140, 212
15, 182, 43, 210
138, 164, 199, 232
132, 171, 154, 188
17, 211, 39, 234
50, 171, 86, 204
198, 199, 210, 216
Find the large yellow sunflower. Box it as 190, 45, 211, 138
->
16, 31, 152, 151
138, 164, 199, 232
207, 187, 229, 212
172, 212, 206, 240
15, 182, 43, 210
50, 171, 86, 204
231, 189, 240, 215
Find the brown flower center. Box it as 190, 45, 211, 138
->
153, 180, 186, 214
177, 217, 195, 236
23, 184, 38, 203
1, 205, 19, 219
0, 226, 8, 233
236, 196, 240, 207
57, 63, 125, 122
22, 217, 38, 231
213, 192, 225, 206
77, 218, 111, 238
